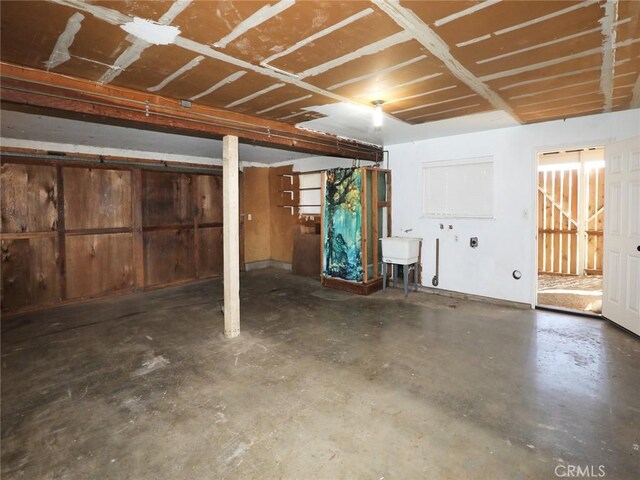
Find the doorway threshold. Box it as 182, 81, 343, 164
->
535, 304, 602, 319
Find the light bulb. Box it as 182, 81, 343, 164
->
372, 101, 384, 128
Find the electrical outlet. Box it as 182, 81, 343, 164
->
470, 237, 478, 248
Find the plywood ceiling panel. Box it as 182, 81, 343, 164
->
307, 40, 429, 90
397, 1, 481, 26
196, 71, 284, 110
88, 0, 176, 22
466, 32, 604, 79
485, 54, 603, 91
111, 44, 199, 91
430, 1, 587, 48
453, 2, 605, 63
215, 1, 371, 65
142, 57, 244, 102
171, 1, 269, 47
266, 7, 403, 74
1, 0, 639, 136
1, 1, 83, 67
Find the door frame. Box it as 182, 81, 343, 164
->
530, 139, 608, 310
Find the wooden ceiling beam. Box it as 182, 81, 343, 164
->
0, 63, 382, 162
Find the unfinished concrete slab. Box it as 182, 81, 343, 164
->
2, 269, 638, 479
538, 273, 603, 314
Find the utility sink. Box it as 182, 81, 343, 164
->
380, 237, 422, 265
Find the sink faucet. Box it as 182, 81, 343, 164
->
403, 228, 413, 233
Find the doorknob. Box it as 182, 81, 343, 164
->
637, 245, 640, 252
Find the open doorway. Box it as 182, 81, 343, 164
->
536, 147, 604, 314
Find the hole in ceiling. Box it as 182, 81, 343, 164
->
121, 17, 180, 45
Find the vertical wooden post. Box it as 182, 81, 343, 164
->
320, 171, 326, 280
361, 168, 368, 284
223, 135, 240, 338
372, 169, 379, 279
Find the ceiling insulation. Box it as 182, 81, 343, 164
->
0, 0, 638, 131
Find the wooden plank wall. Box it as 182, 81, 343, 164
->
1, 163, 59, 311
585, 166, 605, 274
1, 157, 238, 314
242, 167, 271, 264
537, 169, 579, 274
537, 165, 604, 275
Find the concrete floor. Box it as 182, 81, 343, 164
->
2, 269, 639, 479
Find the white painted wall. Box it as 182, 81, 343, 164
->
388, 109, 640, 306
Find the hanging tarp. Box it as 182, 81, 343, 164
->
323, 168, 363, 282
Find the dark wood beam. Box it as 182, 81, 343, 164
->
0, 63, 382, 162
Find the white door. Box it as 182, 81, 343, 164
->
603, 136, 640, 335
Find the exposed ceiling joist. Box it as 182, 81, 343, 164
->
372, 0, 523, 124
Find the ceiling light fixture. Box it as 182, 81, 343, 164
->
372, 100, 384, 128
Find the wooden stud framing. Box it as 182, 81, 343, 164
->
361, 167, 368, 284
372, 169, 379, 279
320, 171, 326, 279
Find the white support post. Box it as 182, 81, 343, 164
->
223, 135, 240, 338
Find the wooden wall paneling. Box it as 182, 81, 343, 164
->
193, 174, 200, 278
142, 170, 196, 286
196, 174, 223, 224
0, 161, 57, 234
132, 169, 144, 289
242, 167, 271, 264
195, 173, 227, 275
65, 233, 134, 299
56, 165, 67, 300
1, 237, 59, 311
199, 227, 223, 278
142, 171, 193, 226
292, 227, 320, 277
63, 167, 132, 230
144, 229, 195, 287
